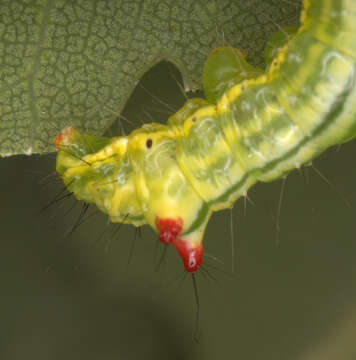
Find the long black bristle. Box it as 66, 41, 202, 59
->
65, 203, 89, 238
38, 186, 74, 215
192, 273, 200, 342
126, 226, 141, 269
155, 244, 168, 272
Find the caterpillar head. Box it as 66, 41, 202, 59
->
54, 126, 145, 226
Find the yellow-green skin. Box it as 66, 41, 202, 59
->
56, 0, 356, 271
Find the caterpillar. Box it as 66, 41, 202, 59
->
54, 0, 356, 273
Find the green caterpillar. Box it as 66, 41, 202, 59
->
54, 0, 356, 273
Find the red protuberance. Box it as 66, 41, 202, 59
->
172, 239, 203, 273
155, 217, 183, 244
155, 216, 203, 272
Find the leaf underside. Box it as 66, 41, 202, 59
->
0, 0, 301, 156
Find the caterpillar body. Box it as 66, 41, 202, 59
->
54, 0, 356, 273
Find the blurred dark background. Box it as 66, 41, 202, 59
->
1, 62, 356, 360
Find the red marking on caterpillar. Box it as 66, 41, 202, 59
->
172, 239, 203, 273
155, 216, 202, 271
155, 217, 183, 244
53, 126, 76, 149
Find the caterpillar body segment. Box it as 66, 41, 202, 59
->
55, 0, 356, 272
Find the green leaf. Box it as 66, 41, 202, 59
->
0, 0, 300, 156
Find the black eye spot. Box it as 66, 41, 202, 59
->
192, 116, 197, 123
146, 138, 153, 148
